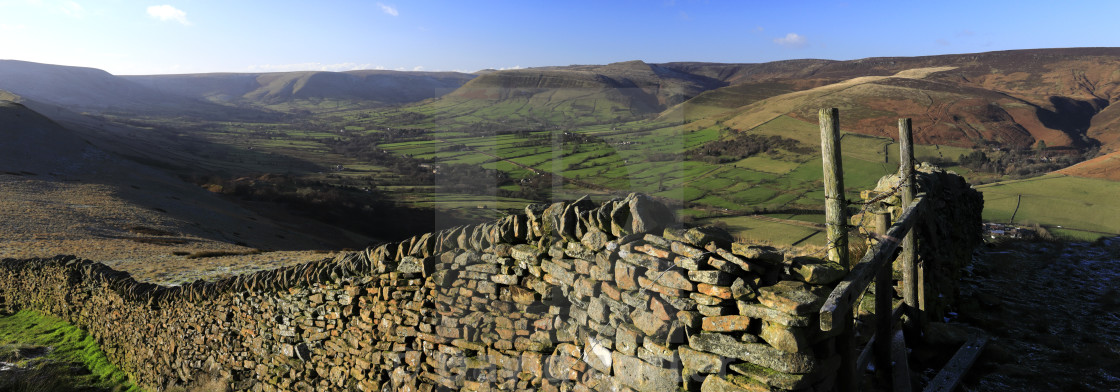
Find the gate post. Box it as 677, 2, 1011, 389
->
874, 213, 893, 383
820, 108, 857, 391
898, 118, 923, 334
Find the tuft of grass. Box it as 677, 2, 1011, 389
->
0, 310, 141, 391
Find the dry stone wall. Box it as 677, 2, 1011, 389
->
2, 191, 962, 392
859, 164, 984, 321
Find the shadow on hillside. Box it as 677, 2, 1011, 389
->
1035, 96, 1108, 147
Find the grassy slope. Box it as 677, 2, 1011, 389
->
0, 310, 140, 391
975, 174, 1120, 240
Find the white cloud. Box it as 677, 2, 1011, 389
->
147, 4, 190, 25
773, 33, 807, 48
412, 65, 423, 71
377, 3, 398, 17
246, 62, 380, 72
59, 1, 83, 17
0, 23, 27, 31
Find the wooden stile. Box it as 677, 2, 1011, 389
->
819, 197, 923, 332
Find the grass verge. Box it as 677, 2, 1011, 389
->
0, 310, 141, 392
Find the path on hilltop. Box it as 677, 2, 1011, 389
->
953, 238, 1120, 391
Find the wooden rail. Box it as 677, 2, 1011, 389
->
819, 196, 925, 332
819, 196, 922, 331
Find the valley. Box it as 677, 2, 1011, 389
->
2, 48, 1120, 279
1, 47, 1119, 392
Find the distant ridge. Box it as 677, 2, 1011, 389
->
124, 69, 476, 106
0, 60, 255, 117
4, 48, 1120, 151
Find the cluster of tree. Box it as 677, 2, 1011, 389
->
186, 174, 471, 241
957, 146, 1099, 178
688, 134, 813, 163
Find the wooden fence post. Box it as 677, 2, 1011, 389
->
820, 108, 856, 391
898, 118, 922, 333
874, 212, 892, 382
820, 108, 849, 267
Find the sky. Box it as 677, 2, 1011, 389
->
1, 0, 1118, 75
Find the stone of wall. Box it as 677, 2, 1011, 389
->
0, 193, 861, 391
860, 163, 984, 321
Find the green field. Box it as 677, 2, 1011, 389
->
695, 215, 827, 247
976, 174, 1120, 240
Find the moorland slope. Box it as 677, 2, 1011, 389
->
0, 100, 370, 284
682, 48, 1120, 152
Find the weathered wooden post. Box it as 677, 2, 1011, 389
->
819, 108, 856, 390
874, 212, 893, 382
898, 118, 922, 333
820, 108, 849, 266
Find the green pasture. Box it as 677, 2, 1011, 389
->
696, 215, 827, 247
975, 174, 1120, 240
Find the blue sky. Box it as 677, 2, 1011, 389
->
1, 0, 1118, 75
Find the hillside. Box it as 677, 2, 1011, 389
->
123, 70, 476, 107
439, 59, 848, 123
412, 48, 1120, 153
0, 101, 372, 284
1059, 150, 1120, 180
0, 60, 260, 118
683, 48, 1120, 151
659, 60, 833, 83
433, 60, 740, 123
